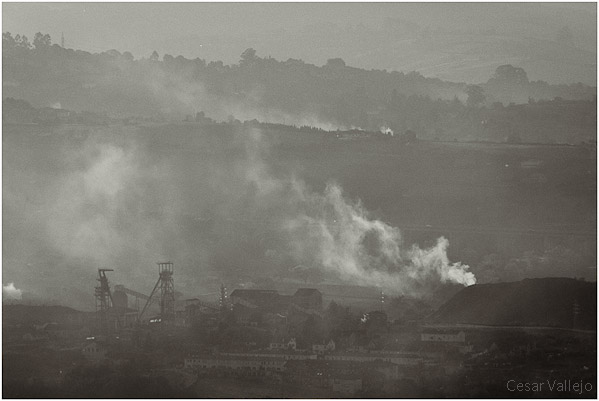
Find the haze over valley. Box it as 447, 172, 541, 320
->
2, 3, 597, 399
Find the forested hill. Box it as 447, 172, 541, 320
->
2, 304, 87, 326
2, 32, 596, 144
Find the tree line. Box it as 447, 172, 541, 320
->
3, 32, 596, 143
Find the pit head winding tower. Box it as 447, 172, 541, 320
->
158, 262, 175, 322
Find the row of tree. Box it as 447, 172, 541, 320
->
2, 32, 596, 143
3, 32, 51, 50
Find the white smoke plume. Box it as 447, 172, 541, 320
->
4, 119, 473, 306
39, 131, 190, 291
281, 183, 475, 294
242, 128, 476, 295
47, 139, 139, 265
380, 126, 394, 136
3, 282, 23, 300
128, 67, 476, 295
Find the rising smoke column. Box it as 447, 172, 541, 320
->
281, 182, 476, 294
42, 131, 191, 290
4, 120, 474, 305
238, 128, 475, 294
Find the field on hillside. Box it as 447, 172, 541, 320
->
6, 122, 595, 227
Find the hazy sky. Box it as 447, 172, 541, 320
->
4, 4, 595, 117
3, 3, 596, 52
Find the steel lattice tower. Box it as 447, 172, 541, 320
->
158, 262, 175, 322
95, 269, 114, 333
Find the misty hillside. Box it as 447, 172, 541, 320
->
160, 19, 597, 87
5, 3, 596, 86
2, 304, 86, 326
429, 278, 597, 330
3, 119, 596, 308
1, 5, 597, 398
2, 33, 596, 144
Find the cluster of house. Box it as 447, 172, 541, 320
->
82, 340, 109, 360
183, 352, 407, 395
267, 337, 336, 354
420, 330, 466, 343
419, 329, 473, 355
70, 324, 471, 379
5, 284, 475, 396
180, 323, 473, 394
284, 359, 401, 394
184, 354, 288, 375
334, 129, 376, 141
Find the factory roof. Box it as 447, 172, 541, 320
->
294, 288, 322, 297
230, 289, 282, 309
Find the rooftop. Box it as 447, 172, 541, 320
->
294, 288, 322, 297
185, 354, 287, 362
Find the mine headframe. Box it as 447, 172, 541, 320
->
94, 268, 121, 333
139, 262, 175, 323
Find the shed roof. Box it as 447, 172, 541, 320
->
294, 288, 322, 297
